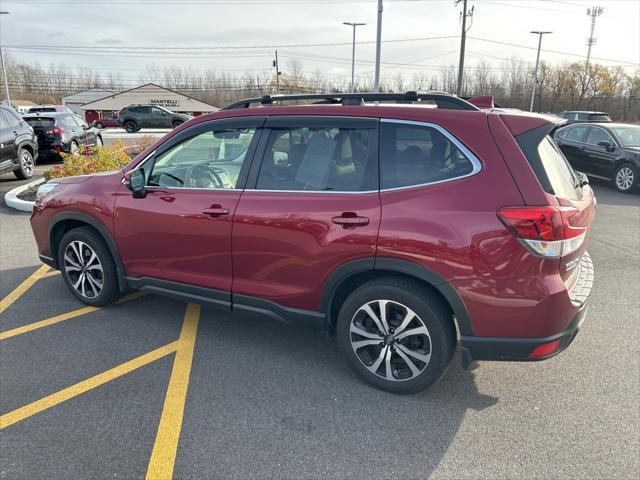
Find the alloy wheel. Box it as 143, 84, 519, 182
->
350, 299, 432, 381
70, 142, 79, 156
63, 240, 104, 299
616, 166, 634, 191
20, 151, 34, 176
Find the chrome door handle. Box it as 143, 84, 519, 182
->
202, 206, 230, 217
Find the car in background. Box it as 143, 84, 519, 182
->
117, 105, 191, 133
23, 112, 103, 161
0, 104, 38, 179
554, 122, 640, 193
27, 105, 74, 114
92, 113, 119, 129
558, 111, 611, 124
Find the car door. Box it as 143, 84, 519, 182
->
0, 111, 13, 172
150, 107, 169, 128
556, 124, 590, 173
114, 116, 265, 301
231, 116, 380, 316
583, 126, 617, 177
73, 115, 95, 145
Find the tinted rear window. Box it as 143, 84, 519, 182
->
589, 114, 610, 121
537, 136, 580, 200
29, 107, 56, 113
24, 117, 55, 127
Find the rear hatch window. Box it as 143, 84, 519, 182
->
537, 136, 581, 200
24, 117, 55, 128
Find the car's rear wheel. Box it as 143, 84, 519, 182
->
336, 277, 455, 394
614, 163, 637, 193
58, 227, 119, 307
95, 122, 104, 129
172, 120, 183, 129
14, 148, 34, 180
124, 120, 139, 133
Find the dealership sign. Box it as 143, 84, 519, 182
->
149, 99, 180, 108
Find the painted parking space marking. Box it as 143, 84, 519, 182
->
0, 291, 145, 341
0, 340, 179, 430
0, 265, 49, 316
1, 266, 202, 478
146, 303, 200, 480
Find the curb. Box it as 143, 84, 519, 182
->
4, 178, 45, 212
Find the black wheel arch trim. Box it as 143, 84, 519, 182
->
319, 257, 474, 336
48, 212, 128, 291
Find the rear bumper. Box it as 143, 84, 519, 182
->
460, 303, 588, 364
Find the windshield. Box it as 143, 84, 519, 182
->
610, 125, 640, 147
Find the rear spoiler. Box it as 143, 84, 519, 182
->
499, 111, 567, 137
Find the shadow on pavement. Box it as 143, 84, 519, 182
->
177, 307, 498, 479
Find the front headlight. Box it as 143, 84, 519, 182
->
35, 182, 59, 206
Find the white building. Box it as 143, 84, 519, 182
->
61, 88, 114, 115
80, 83, 219, 123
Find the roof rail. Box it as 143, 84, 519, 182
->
221, 91, 480, 111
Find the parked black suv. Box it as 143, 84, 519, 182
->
0, 104, 38, 179
117, 105, 191, 133
558, 111, 611, 124
23, 112, 103, 160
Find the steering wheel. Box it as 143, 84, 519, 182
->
184, 164, 225, 189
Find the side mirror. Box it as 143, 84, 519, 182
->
126, 169, 147, 198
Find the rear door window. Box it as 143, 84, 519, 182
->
380, 121, 478, 189
0, 111, 9, 129
565, 125, 589, 142
256, 126, 376, 192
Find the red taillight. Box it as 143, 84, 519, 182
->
498, 206, 582, 241
529, 339, 561, 358
54, 146, 62, 152
497, 206, 587, 258
46, 127, 64, 135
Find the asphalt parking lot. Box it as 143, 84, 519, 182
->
0, 179, 638, 480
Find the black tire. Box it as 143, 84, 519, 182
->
14, 148, 34, 180
613, 163, 637, 193
57, 227, 120, 307
172, 120, 183, 129
95, 122, 104, 129
124, 120, 139, 133
336, 277, 456, 394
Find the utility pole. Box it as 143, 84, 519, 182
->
373, 0, 383, 93
0, 11, 11, 105
455, 0, 474, 96
529, 31, 552, 112
585, 6, 603, 70
343, 22, 366, 92
272, 50, 281, 94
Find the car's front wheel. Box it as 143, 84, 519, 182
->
95, 122, 104, 129
14, 148, 34, 180
58, 227, 119, 306
614, 163, 637, 193
336, 277, 456, 394
172, 120, 183, 129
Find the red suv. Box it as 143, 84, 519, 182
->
30, 92, 595, 394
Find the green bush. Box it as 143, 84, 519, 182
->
43, 136, 156, 181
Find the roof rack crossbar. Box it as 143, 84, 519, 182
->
221, 91, 479, 111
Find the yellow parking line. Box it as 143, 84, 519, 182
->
0, 265, 50, 316
0, 292, 145, 341
0, 341, 179, 430
146, 303, 200, 480
40, 270, 61, 278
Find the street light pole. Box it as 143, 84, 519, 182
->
0, 11, 11, 105
373, 0, 383, 93
343, 22, 366, 92
529, 30, 552, 112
